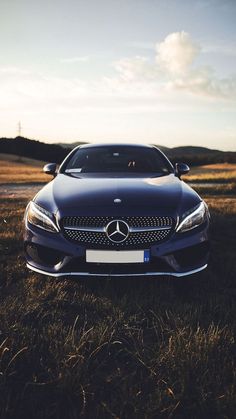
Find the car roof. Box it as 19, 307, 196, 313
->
79, 143, 154, 150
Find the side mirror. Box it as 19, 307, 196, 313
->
175, 162, 190, 178
43, 163, 57, 176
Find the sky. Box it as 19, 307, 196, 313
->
0, 0, 236, 150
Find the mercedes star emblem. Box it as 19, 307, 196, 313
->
105, 220, 130, 243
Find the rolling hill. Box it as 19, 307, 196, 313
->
0, 136, 235, 166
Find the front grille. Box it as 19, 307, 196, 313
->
61, 216, 175, 248
63, 229, 171, 247
62, 215, 173, 228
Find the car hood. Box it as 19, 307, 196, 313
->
34, 173, 201, 218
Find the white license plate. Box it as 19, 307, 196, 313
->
86, 249, 150, 264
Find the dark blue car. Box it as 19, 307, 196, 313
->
24, 144, 210, 278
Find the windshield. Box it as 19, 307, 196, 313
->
61, 146, 173, 175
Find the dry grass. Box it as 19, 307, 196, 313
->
191, 183, 236, 196
0, 194, 236, 418
0, 153, 46, 166
206, 196, 236, 213
198, 163, 236, 170
183, 163, 236, 183
0, 154, 49, 183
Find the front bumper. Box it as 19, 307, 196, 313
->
26, 262, 207, 277
24, 219, 210, 278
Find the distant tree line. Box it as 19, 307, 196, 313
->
0, 137, 70, 163
0, 137, 236, 166
168, 153, 236, 166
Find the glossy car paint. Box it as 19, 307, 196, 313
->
24, 144, 210, 277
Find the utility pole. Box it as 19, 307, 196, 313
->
17, 121, 22, 137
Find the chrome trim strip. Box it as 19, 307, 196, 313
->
130, 226, 171, 232
63, 226, 172, 233
27, 263, 207, 278
64, 226, 106, 232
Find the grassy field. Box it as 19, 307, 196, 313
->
183, 163, 236, 183
0, 158, 236, 418
0, 154, 48, 183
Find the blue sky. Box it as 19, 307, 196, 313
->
0, 0, 236, 150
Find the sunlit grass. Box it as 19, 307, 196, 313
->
206, 196, 236, 213
0, 154, 48, 183
191, 183, 236, 195
184, 163, 236, 183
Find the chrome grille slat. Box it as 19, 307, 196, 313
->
64, 226, 106, 232
61, 216, 174, 247
64, 225, 171, 232
62, 215, 173, 228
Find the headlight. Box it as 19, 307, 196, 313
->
26, 201, 59, 233
176, 201, 209, 233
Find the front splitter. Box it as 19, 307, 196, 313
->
26, 263, 207, 278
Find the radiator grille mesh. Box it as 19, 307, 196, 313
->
61, 216, 174, 248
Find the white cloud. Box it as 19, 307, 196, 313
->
155, 33, 236, 100
156, 31, 200, 75
1, 31, 236, 120
112, 56, 159, 82
168, 69, 236, 100
111, 32, 236, 101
